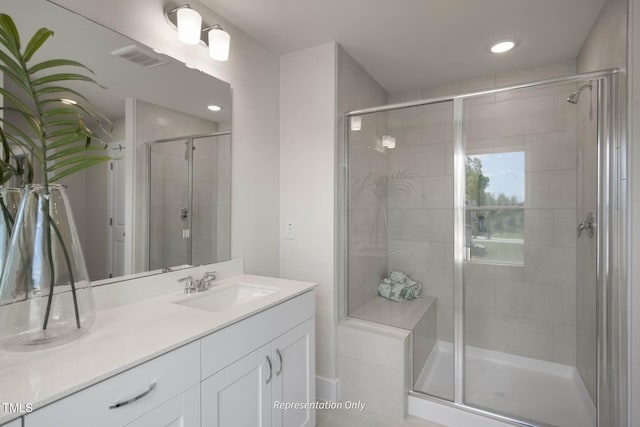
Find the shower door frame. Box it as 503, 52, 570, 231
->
146, 130, 231, 270
344, 69, 626, 427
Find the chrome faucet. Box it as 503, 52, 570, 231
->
179, 271, 217, 294
197, 271, 217, 291
179, 276, 197, 294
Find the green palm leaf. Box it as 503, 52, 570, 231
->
29, 59, 93, 75
0, 13, 112, 184
23, 28, 53, 62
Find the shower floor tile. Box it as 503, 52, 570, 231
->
414, 342, 596, 427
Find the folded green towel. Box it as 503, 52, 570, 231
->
378, 271, 422, 302
389, 271, 407, 283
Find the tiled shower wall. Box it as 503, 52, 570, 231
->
382, 64, 581, 365
341, 45, 390, 315
386, 101, 454, 339
462, 83, 579, 365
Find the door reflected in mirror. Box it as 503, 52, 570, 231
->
2, 0, 232, 282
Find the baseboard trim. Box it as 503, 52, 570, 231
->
316, 376, 340, 402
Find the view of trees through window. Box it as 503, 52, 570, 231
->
465, 152, 524, 264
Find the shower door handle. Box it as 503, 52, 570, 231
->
577, 212, 596, 238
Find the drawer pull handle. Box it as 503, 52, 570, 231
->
109, 382, 157, 409
266, 356, 273, 384
276, 349, 283, 376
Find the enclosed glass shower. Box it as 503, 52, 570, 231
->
344, 71, 623, 427
147, 131, 231, 270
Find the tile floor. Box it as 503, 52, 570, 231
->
316, 408, 445, 427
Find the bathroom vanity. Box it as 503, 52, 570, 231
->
0, 266, 316, 427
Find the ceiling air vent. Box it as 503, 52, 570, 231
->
110, 45, 170, 68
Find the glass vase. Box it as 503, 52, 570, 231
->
0, 188, 21, 279
0, 184, 95, 351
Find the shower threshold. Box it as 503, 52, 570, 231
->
414, 342, 596, 427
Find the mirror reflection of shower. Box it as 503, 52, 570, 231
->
147, 131, 231, 271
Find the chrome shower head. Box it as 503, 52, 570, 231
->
567, 82, 592, 104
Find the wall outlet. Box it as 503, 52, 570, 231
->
286, 222, 295, 240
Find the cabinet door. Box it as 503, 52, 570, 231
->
271, 319, 315, 427
0, 419, 21, 427
202, 344, 272, 427
126, 384, 200, 427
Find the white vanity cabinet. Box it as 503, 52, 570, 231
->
271, 319, 315, 427
20, 289, 315, 427
202, 343, 273, 426
25, 341, 201, 427
201, 292, 315, 427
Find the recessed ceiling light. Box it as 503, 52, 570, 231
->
207, 105, 222, 112
60, 98, 77, 105
490, 40, 517, 54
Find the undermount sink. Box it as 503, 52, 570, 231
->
175, 283, 278, 312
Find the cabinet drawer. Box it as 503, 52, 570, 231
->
201, 291, 314, 380
25, 341, 199, 427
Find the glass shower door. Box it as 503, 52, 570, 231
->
148, 140, 191, 270
461, 80, 598, 427
191, 134, 232, 266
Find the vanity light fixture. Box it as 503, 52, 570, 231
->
165, 4, 231, 61
490, 40, 517, 54
60, 98, 77, 105
382, 135, 396, 149
350, 116, 362, 131
207, 25, 230, 61
176, 6, 202, 45
207, 105, 222, 112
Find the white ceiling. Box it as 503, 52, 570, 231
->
201, 0, 607, 92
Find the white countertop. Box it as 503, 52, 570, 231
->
0, 274, 316, 424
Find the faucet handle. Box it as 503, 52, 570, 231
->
202, 271, 217, 281
179, 276, 197, 294
196, 271, 217, 291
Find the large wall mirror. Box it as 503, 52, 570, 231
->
2, 0, 232, 282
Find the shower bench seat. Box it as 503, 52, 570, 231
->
338, 295, 437, 418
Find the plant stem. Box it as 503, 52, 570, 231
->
49, 213, 80, 329
0, 197, 14, 236
41, 195, 56, 331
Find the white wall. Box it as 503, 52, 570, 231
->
49, 0, 281, 276
279, 42, 337, 383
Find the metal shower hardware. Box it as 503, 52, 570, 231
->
567, 82, 593, 104
577, 212, 596, 238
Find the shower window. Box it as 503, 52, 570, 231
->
465, 151, 525, 265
